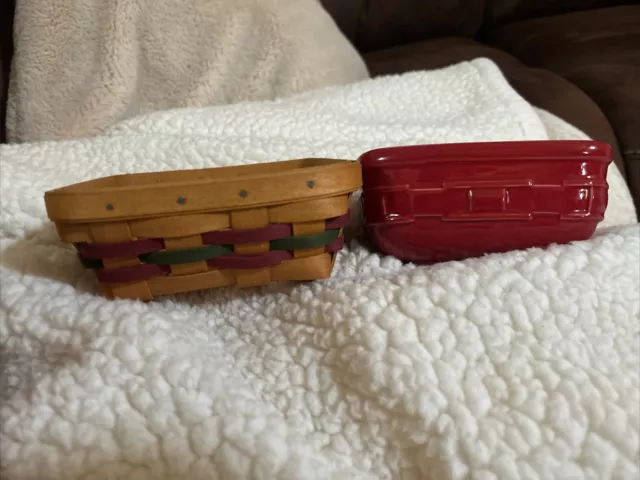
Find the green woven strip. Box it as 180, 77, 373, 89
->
140, 244, 233, 265
270, 228, 340, 251
137, 229, 341, 266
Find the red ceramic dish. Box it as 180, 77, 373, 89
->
359, 140, 612, 263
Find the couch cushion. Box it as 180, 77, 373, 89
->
320, 0, 485, 53
484, 0, 637, 26
486, 5, 640, 210
365, 36, 624, 173
318, 0, 364, 43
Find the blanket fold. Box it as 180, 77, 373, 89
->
1, 59, 638, 480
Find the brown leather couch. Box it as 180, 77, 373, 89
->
1, 0, 639, 212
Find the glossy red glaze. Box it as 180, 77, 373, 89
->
359, 140, 612, 263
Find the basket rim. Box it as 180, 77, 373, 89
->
45, 158, 362, 222
47, 158, 349, 195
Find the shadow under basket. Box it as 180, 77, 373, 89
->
44, 158, 362, 300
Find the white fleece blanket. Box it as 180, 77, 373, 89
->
1, 59, 639, 480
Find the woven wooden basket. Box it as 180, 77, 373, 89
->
44, 158, 362, 300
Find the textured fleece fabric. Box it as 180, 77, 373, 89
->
1, 59, 638, 479
6, 0, 369, 142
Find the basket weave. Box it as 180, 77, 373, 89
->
44, 158, 362, 300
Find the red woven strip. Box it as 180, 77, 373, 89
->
95, 236, 345, 284
207, 250, 293, 270
80, 212, 351, 261
97, 264, 170, 284
201, 212, 350, 245
202, 224, 292, 245
79, 239, 164, 259
326, 212, 350, 230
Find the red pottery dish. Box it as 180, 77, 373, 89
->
359, 140, 612, 264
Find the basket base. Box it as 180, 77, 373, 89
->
99, 252, 335, 300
